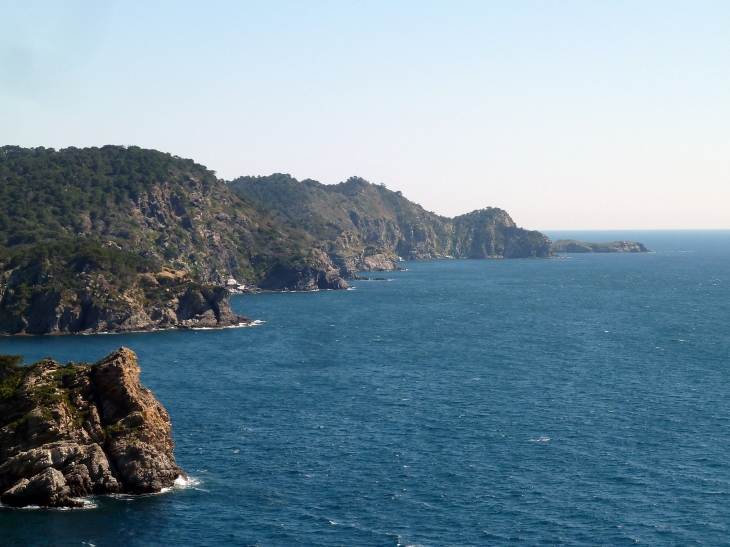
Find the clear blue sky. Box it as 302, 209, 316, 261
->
1, 1, 728, 229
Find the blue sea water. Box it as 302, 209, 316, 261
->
1, 230, 729, 546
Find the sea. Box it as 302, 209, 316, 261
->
1, 230, 729, 547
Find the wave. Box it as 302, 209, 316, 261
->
6, 497, 99, 511
88, 320, 263, 335
194, 320, 263, 331
158, 474, 204, 494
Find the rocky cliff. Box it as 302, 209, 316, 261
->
552, 240, 650, 253
0, 246, 249, 334
0, 348, 183, 508
0, 146, 555, 334
228, 175, 553, 272
0, 146, 350, 333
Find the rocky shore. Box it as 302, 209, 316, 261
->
0, 265, 251, 335
0, 348, 184, 508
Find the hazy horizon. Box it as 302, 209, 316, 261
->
2, 1, 728, 229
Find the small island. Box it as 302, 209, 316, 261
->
0, 348, 184, 508
552, 240, 651, 253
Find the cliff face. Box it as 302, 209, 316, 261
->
228, 175, 553, 273
0, 348, 183, 508
0, 257, 249, 334
552, 240, 650, 253
258, 248, 349, 291
448, 209, 552, 259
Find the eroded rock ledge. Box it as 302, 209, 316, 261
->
0, 348, 184, 508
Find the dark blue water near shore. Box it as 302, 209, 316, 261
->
1, 231, 729, 546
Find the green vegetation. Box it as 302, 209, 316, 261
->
228, 174, 552, 259
50, 362, 81, 382
0, 353, 23, 375
0, 354, 23, 401
0, 145, 209, 247
0, 146, 336, 292
0, 146, 552, 333
0, 146, 357, 332
103, 421, 126, 441
1, 239, 161, 290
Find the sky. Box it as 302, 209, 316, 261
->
1, 1, 728, 229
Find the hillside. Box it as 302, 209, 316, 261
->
0, 146, 553, 334
228, 174, 552, 271
0, 146, 346, 286
0, 146, 346, 334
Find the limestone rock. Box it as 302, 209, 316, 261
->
1, 467, 77, 508
0, 348, 184, 508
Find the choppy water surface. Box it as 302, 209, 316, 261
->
1, 231, 729, 546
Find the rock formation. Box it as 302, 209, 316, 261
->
0, 348, 184, 507
0, 264, 251, 334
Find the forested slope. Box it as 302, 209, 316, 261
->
228, 174, 552, 270
0, 146, 346, 334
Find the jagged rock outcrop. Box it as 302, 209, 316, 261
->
259, 249, 349, 290
448, 209, 552, 258
0, 348, 184, 508
330, 251, 401, 276
552, 240, 650, 253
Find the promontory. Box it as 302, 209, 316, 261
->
0, 145, 553, 334
0, 348, 183, 508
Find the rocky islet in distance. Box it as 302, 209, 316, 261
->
552, 240, 651, 253
0, 347, 184, 508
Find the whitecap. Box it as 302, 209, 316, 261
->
12, 497, 98, 511
172, 475, 203, 490
529, 436, 550, 442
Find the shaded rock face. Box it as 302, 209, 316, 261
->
0, 267, 251, 335
552, 240, 650, 253
259, 249, 349, 291
329, 249, 401, 277
0, 348, 184, 507
448, 210, 553, 259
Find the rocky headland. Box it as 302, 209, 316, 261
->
552, 240, 650, 253
0, 146, 556, 334
0, 348, 183, 508
228, 174, 553, 270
